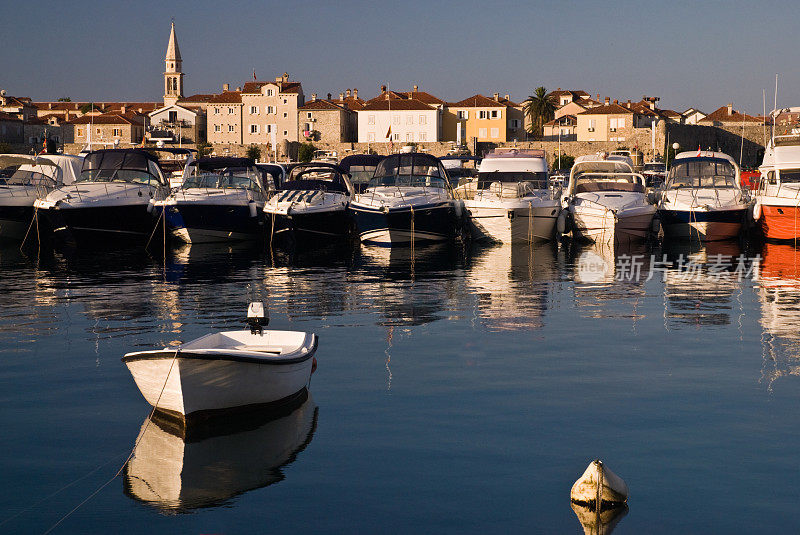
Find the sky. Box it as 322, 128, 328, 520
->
3, 0, 798, 115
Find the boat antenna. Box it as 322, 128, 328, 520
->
763, 88, 767, 148
739, 106, 745, 168
773, 74, 778, 141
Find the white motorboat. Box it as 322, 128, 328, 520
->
0, 154, 83, 241
124, 391, 317, 511
34, 148, 174, 246
658, 151, 750, 241
349, 152, 466, 246
158, 157, 273, 243
264, 162, 353, 244
122, 303, 318, 421
454, 148, 560, 243
563, 153, 655, 243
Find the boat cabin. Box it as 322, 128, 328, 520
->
339, 154, 384, 193
665, 152, 740, 190
181, 157, 268, 193
282, 163, 353, 195
568, 154, 644, 195
79, 149, 168, 186
369, 153, 451, 189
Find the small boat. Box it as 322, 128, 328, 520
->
658, 151, 750, 241
339, 154, 384, 193
34, 148, 175, 246
454, 148, 560, 243
122, 302, 318, 422
349, 152, 467, 246
0, 154, 83, 241
158, 157, 273, 243
563, 153, 655, 243
753, 108, 800, 240
263, 162, 354, 244
570, 459, 628, 507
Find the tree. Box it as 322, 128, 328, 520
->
80, 102, 100, 114
246, 144, 261, 161
523, 87, 557, 138
298, 142, 316, 163
57, 97, 72, 102
552, 152, 574, 171
197, 142, 212, 158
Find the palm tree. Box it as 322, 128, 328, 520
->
523, 87, 557, 138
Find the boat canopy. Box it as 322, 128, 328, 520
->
183, 157, 265, 191
0, 154, 82, 186
79, 149, 166, 185
283, 162, 353, 195
339, 154, 383, 191
370, 153, 451, 189
666, 156, 740, 189
569, 155, 644, 194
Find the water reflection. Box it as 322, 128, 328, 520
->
661, 241, 744, 329
570, 502, 628, 535
756, 243, 800, 390
123, 391, 317, 513
465, 242, 559, 331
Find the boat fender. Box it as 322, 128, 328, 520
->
248, 200, 258, 218
146, 198, 155, 213
752, 202, 761, 221
454, 200, 463, 219
311, 357, 317, 374
557, 211, 571, 235
651, 216, 661, 235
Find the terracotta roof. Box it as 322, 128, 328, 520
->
208, 91, 242, 104
660, 109, 682, 118
544, 115, 577, 126
179, 93, 215, 103
0, 111, 21, 122
1, 95, 33, 108
241, 80, 302, 95
578, 103, 634, 115
360, 99, 434, 111
365, 90, 407, 104
575, 97, 600, 107
103, 102, 158, 112
279, 81, 302, 94
397, 91, 444, 105
498, 97, 520, 107
67, 112, 143, 125
449, 94, 506, 108
32, 102, 83, 111
549, 89, 590, 98
700, 105, 762, 123
338, 97, 365, 111
300, 99, 348, 111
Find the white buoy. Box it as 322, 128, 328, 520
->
570, 460, 628, 508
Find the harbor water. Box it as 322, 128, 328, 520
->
1, 239, 799, 533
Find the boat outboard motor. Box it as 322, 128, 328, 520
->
246, 301, 269, 335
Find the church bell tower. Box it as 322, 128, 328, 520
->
163, 21, 184, 106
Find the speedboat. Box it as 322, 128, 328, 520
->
263, 162, 354, 244
158, 157, 273, 243
349, 152, 467, 246
123, 303, 317, 421
0, 154, 83, 241
658, 151, 750, 241
753, 108, 800, 240
563, 153, 655, 243
34, 149, 173, 246
339, 154, 384, 193
453, 148, 560, 243
642, 160, 667, 189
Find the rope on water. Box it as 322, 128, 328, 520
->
42, 349, 181, 535
145, 204, 166, 250
19, 207, 38, 251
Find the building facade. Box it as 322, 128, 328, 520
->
207, 90, 243, 144
65, 112, 146, 145
357, 97, 438, 143
443, 94, 524, 143
298, 95, 354, 143
163, 22, 184, 106
240, 75, 304, 146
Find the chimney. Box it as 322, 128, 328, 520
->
48, 103, 53, 110
413, 84, 418, 93
223, 83, 229, 92
727, 102, 733, 115
121, 105, 126, 114
276, 75, 283, 82
493, 92, 500, 101
596, 93, 600, 101
327, 93, 332, 100
354, 88, 358, 99
311, 93, 317, 101
64, 111, 69, 121
505, 94, 510, 101
346, 89, 351, 98
604, 97, 610, 105
339, 92, 344, 101
381, 84, 387, 93
282, 72, 289, 82
613, 99, 618, 105
236, 86, 241, 92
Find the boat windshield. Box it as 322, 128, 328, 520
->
666, 159, 737, 188
778, 169, 800, 183
79, 150, 164, 185
476, 171, 547, 190
183, 166, 263, 191
644, 163, 666, 173
348, 165, 378, 187
283, 166, 349, 193
573, 161, 643, 193
1, 166, 57, 187
369, 154, 450, 189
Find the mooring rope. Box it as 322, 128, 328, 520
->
145, 204, 166, 250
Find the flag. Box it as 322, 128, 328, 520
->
253, 69, 257, 81
386, 125, 392, 140
697, 145, 701, 157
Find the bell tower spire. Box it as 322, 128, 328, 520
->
164, 21, 184, 106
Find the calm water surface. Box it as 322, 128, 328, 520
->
0, 238, 799, 533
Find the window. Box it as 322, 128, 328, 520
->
560, 128, 570, 135
490, 128, 499, 138
214, 124, 221, 132
479, 110, 488, 119
393, 115, 400, 125
368, 132, 375, 142
266, 106, 274, 114
457, 110, 468, 120
307, 112, 312, 119
560, 97, 569, 106
214, 108, 219, 115
77, 128, 83, 137
406, 132, 413, 141
368, 115, 375, 125
283, 130, 287, 135
392, 133, 400, 141
478, 127, 487, 138
419, 115, 426, 125
305, 122, 313, 132
419, 132, 427, 141
250, 124, 259, 134
96, 128, 101, 136
228, 107, 234, 114
509, 119, 520, 128
266, 89, 273, 96
266, 124, 272, 133
283, 99, 287, 104
491, 110, 500, 119
283, 113, 287, 118
112, 128, 121, 137
229, 125, 235, 132
250, 106, 258, 114
168, 111, 178, 122
618, 118, 625, 128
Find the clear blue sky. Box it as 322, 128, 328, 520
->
3, 0, 796, 115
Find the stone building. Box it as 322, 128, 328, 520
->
298, 95, 355, 143
163, 22, 184, 106
239, 74, 304, 146
65, 112, 146, 146
207, 89, 243, 144
357, 96, 439, 143
0, 91, 37, 122
575, 102, 637, 142
0, 112, 23, 144
443, 93, 524, 143
699, 103, 764, 127
148, 103, 206, 144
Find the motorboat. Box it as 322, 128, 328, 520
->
263, 162, 354, 244
0, 154, 83, 241
753, 108, 800, 240
658, 151, 750, 241
122, 303, 318, 422
563, 153, 655, 243
349, 152, 467, 246
453, 148, 560, 243
124, 391, 317, 512
256, 163, 287, 190
34, 149, 174, 246
157, 148, 196, 188
642, 160, 667, 189
339, 154, 384, 193
440, 155, 480, 187
157, 157, 273, 243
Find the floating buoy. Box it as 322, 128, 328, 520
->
570, 460, 628, 508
